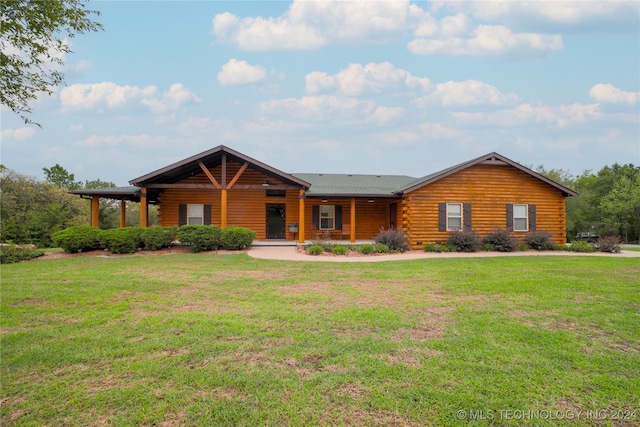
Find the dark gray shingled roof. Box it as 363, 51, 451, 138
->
291, 173, 417, 197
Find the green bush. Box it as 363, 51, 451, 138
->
358, 243, 376, 254
306, 244, 324, 255
375, 243, 390, 253
51, 226, 102, 253
177, 225, 221, 252
331, 245, 348, 255
0, 245, 45, 264
525, 231, 557, 251
481, 243, 495, 251
141, 226, 176, 250
596, 235, 622, 253
100, 228, 143, 254
220, 226, 256, 250
482, 229, 517, 252
423, 243, 444, 253
373, 227, 409, 252
446, 230, 481, 252
567, 240, 596, 253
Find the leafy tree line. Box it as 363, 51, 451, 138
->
1, 164, 156, 247
534, 163, 640, 243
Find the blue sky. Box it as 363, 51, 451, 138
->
2, 0, 639, 186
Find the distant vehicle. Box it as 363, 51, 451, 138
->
575, 232, 599, 243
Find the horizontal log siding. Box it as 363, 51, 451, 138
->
403, 164, 568, 249
157, 160, 301, 240
304, 198, 398, 240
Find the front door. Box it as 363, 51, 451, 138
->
266, 204, 286, 239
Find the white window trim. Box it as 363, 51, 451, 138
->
446, 203, 463, 232
513, 203, 528, 232
188, 204, 204, 225
319, 205, 335, 230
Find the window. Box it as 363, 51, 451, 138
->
447, 203, 462, 231
513, 204, 528, 231
188, 204, 204, 225
319, 205, 335, 230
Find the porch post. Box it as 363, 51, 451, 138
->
221, 189, 228, 228
140, 188, 148, 227
91, 196, 100, 227
350, 197, 356, 243
298, 190, 305, 244
120, 200, 127, 228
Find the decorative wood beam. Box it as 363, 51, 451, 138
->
350, 197, 356, 243
144, 183, 300, 190
221, 189, 228, 228
140, 188, 149, 227
120, 200, 127, 228
91, 196, 100, 227
298, 190, 305, 244
221, 154, 227, 188
197, 160, 221, 189
227, 162, 249, 189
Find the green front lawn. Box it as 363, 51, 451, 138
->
2, 254, 639, 426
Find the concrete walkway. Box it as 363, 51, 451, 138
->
247, 246, 640, 262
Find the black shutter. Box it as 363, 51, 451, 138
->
529, 204, 536, 231
179, 204, 187, 226
506, 204, 514, 231
335, 205, 342, 229
204, 204, 212, 225
438, 203, 446, 232
312, 205, 319, 227
463, 203, 472, 230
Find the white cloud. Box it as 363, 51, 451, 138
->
69, 124, 84, 132
60, 82, 157, 109
217, 59, 267, 86
141, 83, 200, 114
1, 127, 37, 141
73, 134, 167, 148
306, 62, 431, 96
258, 95, 375, 120
212, 0, 416, 51
415, 80, 519, 107
408, 24, 563, 56
369, 106, 405, 126
452, 103, 601, 128
416, 122, 460, 139
589, 83, 640, 106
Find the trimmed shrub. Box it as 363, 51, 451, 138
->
331, 245, 348, 255
481, 243, 495, 252
0, 245, 45, 264
220, 226, 256, 250
596, 235, 622, 253
567, 240, 596, 253
100, 227, 143, 254
375, 243, 390, 253
373, 227, 409, 252
177, 225, 221, 252
51, 226, 102, 253
423, 243, 444, 253
306, 245, 324, 255
358, 243, 376, 254
482, 229, 517, 252
141, 226, 176, 250
525, 231, 556, 251
446, 230, 481, 252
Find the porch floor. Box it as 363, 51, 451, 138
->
253, 239, 375, 247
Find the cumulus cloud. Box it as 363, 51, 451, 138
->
452, 103, 601, 128
415, 80, 519, 107
141, 83, 200, 114
369, 106, 405, 126
258, 95, 375, 120
416, 122, 460, 139
1, 127, 37, 141
59, 82, 199, 114
217, 59, 267, 86
306, 62, 431, 96
408, 24, 563, 56
589, 83, 639, 106
212, 1, 416, 50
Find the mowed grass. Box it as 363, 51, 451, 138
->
1, 253, 639, 426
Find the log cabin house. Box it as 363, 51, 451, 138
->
71, 145, 577, 249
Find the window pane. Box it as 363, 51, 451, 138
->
319, 205, 335, 229
188, 217, 203, 225
514, 218, 527, 231
513, 204, 527, 217
447, 203, 461, 215
448, 218, 462, 231
188, 204, 203, 217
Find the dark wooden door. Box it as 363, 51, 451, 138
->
266, 204, 286, 239
389, 203, 398, 229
